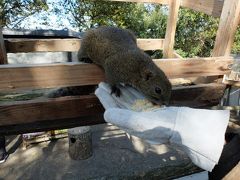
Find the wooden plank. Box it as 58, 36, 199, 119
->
181, 0, 224, 18
109, 0, 224, 18
5, 38, 165, 53
209, 135, 240, 180
137, 39, 164, 50
173, 51, 183, 58
108, 0, 169, 4
163, 0, 180, 58
0, 83, 225, 127
153, 57, 233, 78
0, 95, 104, 126
223, 162, 240, 180
0, 115, 105, 136
171, 83, 226, 107
212, 0, 240, 56
223, 74, 240, 87
0, 28, 7, 64
0, 63, 105, 91
0, 57, 233, 91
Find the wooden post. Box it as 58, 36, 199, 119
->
163, 0, 180, 58
0, 27, 7, 64
212, 0, 240, 56
68, 126, 93, 160
223, 162, 240, 180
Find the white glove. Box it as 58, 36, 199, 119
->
95, 82, 230, 172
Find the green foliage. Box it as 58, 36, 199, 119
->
0, 0, 48, 28
1, 1, 239, 56
175, 8, 219, 57
61, 0, 136, 31
232, 27, 240, 54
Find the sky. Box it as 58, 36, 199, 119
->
18, 0, 78, 31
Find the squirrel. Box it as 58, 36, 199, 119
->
78, 26, 171, 105
48, 26, 171, 105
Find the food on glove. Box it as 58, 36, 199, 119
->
130, 99, 163, 112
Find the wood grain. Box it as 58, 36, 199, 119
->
153, 57, 233, 78
108, 0, 169, 4
109, 0, 224, 17
173, 51, 183, 58
0, 95, 104, 126
212, 0, 240, 56
163, 0, 180, 58
0, 28, 7, 64
5, 38, 165, 53
0, 57, 233, 91
181, 0, 224, 17
0, 83, 225, 127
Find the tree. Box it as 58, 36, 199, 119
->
59, 0, 137, 31
0, 0, 48, 28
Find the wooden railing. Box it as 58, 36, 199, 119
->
0, 0, 239, 135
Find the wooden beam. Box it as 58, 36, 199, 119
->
171, 83, 226, 107
107, 0, 169, 4
223, 162, 240, 180
0, 115, 105, 136
181, 0, 224, 18
209, 135, 240, 180
153, 57, 233, 78
0, 83, 225, 127
0, 28, 7, 64
137, 39, 164, 50
109, 0, 224, 18
5, 38, 165, 53
212, 0, 240, 56
163, 0, 180, 58
0, 63, 105, 91
173, 51, 183, 58
0, 57, 233, 91
0, 95, 104, 126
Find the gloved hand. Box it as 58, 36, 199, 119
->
95, 82, 230, 172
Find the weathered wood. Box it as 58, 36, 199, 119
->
171, 83, 226, 107
68, 126, 92, 160
163, 0, 180, 58
108, 0, 169, 4
0, 28, 7, 64
0, 95, 104, 126
109, 0, 224, 18
0, 57, 233, 91
5, 38, 165, 53
222, 75, 240, 87
181, 0, 224, 18
173, 51, 183, 58
212, 0, 240, 56
137, 39, 164, 50
0, 63, 105, 91
0, 83, 225, 127
153, 57, 233, 78
0, 114, 105, 136
223, 162, 240, 180
209, 135, 240, 180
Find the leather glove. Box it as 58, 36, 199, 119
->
95, 82, 230, 171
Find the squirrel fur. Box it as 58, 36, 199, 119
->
78, 26, 172, 105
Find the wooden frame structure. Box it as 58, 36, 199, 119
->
0, 0, 239, 136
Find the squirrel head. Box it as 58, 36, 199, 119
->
133, 54, 172, 105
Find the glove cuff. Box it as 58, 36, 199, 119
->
170, 107, 230, 171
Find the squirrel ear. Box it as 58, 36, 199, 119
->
141, 69, 153, 81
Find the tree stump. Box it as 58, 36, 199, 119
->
68, 126, 92, 160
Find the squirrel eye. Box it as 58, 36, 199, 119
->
155, 87, 162, 94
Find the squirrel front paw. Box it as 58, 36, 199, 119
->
111, 85, 121, 97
